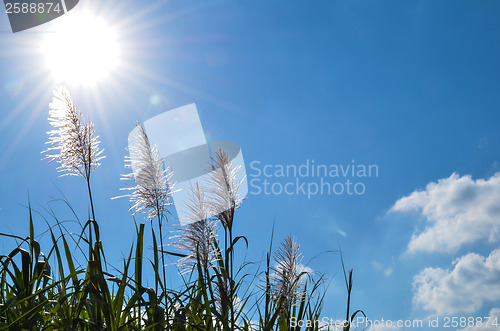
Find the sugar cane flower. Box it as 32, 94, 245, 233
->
116, 122, 174, 221
206, 148, 245, 230
271, 235, 309, 312
43, 87, 104, 179
171, 182, 218, 272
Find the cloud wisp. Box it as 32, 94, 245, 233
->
390, 172, 500, 253
413, 249, 500, 315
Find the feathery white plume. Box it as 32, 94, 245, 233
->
44, 87, 104, 179
171, 182, 218, 272
271, 235, 307, 312
206, 148, 244, 229
117, 123, 173, 221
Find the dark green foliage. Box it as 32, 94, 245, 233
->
0, 202, 347, 330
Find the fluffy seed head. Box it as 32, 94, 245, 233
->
206, 148, 244, 229
44, 87, 104, 179
271, 235, 307, 312
117, 123, 173, 222
171, 183, 218, 272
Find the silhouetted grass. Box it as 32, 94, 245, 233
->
0, 87, 365, 330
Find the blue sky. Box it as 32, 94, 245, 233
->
1, 0, 500, 329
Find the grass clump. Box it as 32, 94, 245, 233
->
0, 87, 364, 330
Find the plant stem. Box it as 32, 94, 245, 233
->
344, 269, 353, 331
157, 209, 168, 311
86, 177, 96, 222
229, 227, 234, 330
86, 176, 95, 261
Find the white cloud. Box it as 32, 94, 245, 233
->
413, 249, 500, 315
368, 326, 400, 331
390, 172, 500, 253
270, 262, 314, 281
458, 308, 500, 331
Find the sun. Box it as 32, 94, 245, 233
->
41, 13, 119, 85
